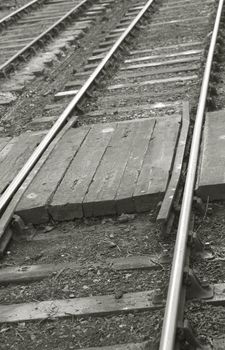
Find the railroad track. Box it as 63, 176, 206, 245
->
0, 0, 113, 78
1, 0, 225, 348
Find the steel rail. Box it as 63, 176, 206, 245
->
159, 0, 224, 349
0, 0, 155, 215
0, 0, 91, 76
0, 0, 45, 29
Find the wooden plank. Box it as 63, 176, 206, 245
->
79, 341, 155, 350
0, 290, 162, 323
116, 64, 200, 80
108, 75, 198, 91
134, 116, 181, 212
16, 127, 90, 224
49, 123, 116, 220
115, 119, 156, 214
129, 41, 201, 55
0, 137, 11, 153
87, 102, 181, 117
99, 90, 185, 104
0, 131, 45, 194
124, 49, 202, 64
213, 337, 225, 350
54, 90, 78, 99
0, 255, 169, 285
157, 101, 190, 223
149, 16, 209, 27
196, 110, 225, 200
121, 57, 200, 71
83, 121, 137, 217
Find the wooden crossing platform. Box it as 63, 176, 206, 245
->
0, 109, 188, 224
196, 109, 225, 201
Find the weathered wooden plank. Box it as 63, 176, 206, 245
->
134, 116, 181, 212
79, 341, 155, 350
124, 50, 202, 64
0, 255, 169, 285
0, 132, 45, 194
0, 290, 161, 323
213, 337, 225, 350
120, 57, 200, 71
157, 101, 190, 224
115, 119, 156, 214
87, 102, 180, 117
108, 75, 197, 91
0, 137, 11, 153
149, 16, 209, 28
49, 123, 115, 220
16, 127, 90, 224
116, 64, 200, 80
83, 121, 136, 217
196, 110, 225, 200
129, 41, 201, 55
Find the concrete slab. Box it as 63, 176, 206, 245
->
196, 110, 225, 201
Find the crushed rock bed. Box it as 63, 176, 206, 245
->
0, 311, 163, 350
3, 214, 172, 266
0, 268, 170, 304
186, 205, 225, 345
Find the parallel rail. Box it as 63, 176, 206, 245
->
159, 0, 225, 349
0, 0, 46, 30
0, 0, 92, 77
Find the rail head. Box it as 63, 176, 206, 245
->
159, 0, 225, 349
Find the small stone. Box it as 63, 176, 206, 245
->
33, 252, 44, 261
62, 285, 69, 292
118, 213, 136, 223
115, 290, 124, 299
79, 269, 88, 277
69, 294, 75, 298
30, 334, 36, 341
83, 285, 89, 290
44, 225, 54, 233
108, 241, 116, 248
